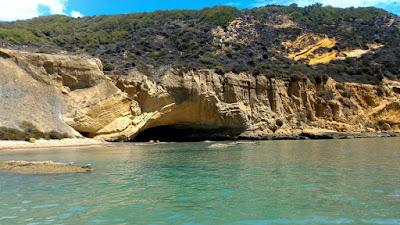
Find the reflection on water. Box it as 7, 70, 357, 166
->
0, 138, 400, 225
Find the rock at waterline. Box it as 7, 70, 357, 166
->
208, 141, 258, 149
0, 161, 94, 175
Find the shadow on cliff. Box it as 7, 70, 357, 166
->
133, 124, 244, 142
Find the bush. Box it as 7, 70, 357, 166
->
290, 74, 304, 82
335, 83, 345, 91
317, 90, 335, 101
0, 122, 70, 140
342, 90, 352, 98
48, 131, 70, 140
0, 127, 26, 140
215, 66, 226, 75
200, 6, 240, 26
103, 63, 115, 71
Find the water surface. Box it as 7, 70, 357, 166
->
1, 138, 400, 225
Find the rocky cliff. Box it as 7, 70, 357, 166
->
0, 48, 138, 140
110, 68, 400, 141
1, 48, 399, 141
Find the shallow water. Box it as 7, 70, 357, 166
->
0, 138, 400, 225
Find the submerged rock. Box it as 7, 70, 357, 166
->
208, 141, 258, 149
0, 161, 94, 175
208, 143, 235, 149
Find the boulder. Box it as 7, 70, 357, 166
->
0, 161, 93, 174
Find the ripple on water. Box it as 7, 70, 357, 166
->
360, 219, 400, 225
58, 205, 89, 220
31, 204, 59, 209
0, 139, 400, 224
0, 216, 17, 221
237, 216, 354, 225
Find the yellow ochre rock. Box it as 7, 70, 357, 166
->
0, 48, 399, 141
282, 33, 383, 65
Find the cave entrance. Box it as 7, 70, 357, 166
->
133, 124, 242, 142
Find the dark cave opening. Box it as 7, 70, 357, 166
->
133, 125, 243, 142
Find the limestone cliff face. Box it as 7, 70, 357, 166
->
0, 48, 139, 138
0, 48, 399, 141
112, 69, 400, 140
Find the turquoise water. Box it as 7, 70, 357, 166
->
1, 138, 400, 225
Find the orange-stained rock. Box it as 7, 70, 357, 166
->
1, 48, 399, 141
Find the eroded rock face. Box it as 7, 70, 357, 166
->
1, 48, 399, 141
281, 33, 383, 65
113, 69, 400, 140
107, 69, 251, 141
0, 48, 138, 139
0, 49, 77, 136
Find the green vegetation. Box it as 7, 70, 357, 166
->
0, 122, 70, 140
0, 27, 44, 44
288, 4, 387, 27
0, 5, 399, 84
317, 90, 335, 101
200, 6, 241, 26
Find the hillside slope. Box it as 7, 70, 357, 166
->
0, 5, 399, 84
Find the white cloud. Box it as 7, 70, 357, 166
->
0, 0, 66, 21
253, 0, 399, 8
0, 0, 83, 21
71, 10, 84, 18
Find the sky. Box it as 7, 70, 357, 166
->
0, 0, 399, 21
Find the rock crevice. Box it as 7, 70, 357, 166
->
0, 48, 399, 141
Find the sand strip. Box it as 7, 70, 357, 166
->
0, 139, 107, 151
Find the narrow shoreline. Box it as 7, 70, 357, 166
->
0, 139, 108, 152
0, 132, 399, 152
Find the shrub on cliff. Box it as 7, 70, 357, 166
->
317, 90, 335, 101
0, 122, 70, 141
0, 127, 26, 140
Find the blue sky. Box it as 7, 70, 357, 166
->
65, 0, 400, 16
0, 0, 399, 21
